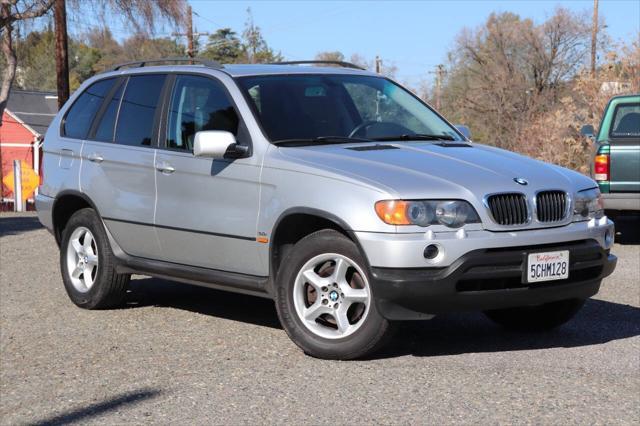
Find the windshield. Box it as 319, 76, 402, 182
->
236, 74, 463, 143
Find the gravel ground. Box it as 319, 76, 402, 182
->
1, 212, 638, 425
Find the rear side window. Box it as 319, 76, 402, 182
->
610, 103, 640, 138
166, 75, 239, 151
115, 74, 166, 146
63, 78, 115, 139
94, 82, 125, 142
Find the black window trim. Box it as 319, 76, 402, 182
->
608, 102, 640, 140
59, 76, 119, 140
71, 73, 170, 149
157, 71, 252, 157
87, 76, 127, 142
112, 73, 169, 149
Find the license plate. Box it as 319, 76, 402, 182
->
525, 250, 570, 283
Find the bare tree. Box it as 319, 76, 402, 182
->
527, 8, 591, 94
242, 7, 281, 63
349, 53, 371, 70
1, 0, 55, 125
315, 50, 345, 63
441, 9, 592, 150
69, 0, 185, 34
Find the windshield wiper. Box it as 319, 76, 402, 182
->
272, 136, 373, 147
371, 133, 456, 142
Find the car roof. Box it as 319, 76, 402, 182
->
609, 94, 640, 101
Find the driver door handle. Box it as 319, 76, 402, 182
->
156, 162, 175, 174
87, 153, 104, 163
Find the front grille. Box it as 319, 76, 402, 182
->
536, 191, 568, 222
487, 193, 528, 225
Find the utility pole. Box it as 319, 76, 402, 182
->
54, 0, 69, 109
591, 0, 598, 77
186, 5, 194, 58
375, 56, 382, 74
430, 64, 446, 110
172, 5, 208, 58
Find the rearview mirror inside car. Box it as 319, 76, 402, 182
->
193, 131, 248, 159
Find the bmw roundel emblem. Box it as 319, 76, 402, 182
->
514, 177, 528, 186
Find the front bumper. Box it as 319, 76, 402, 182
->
602, 193, 640, 211
356, 218, 614, 268
370, 239, 617, 320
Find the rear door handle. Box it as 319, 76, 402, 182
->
156, 162, 175, 174
87, 153, 104, 163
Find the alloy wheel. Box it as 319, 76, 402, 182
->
293, 253, 371, 339
66, 227, 99, 293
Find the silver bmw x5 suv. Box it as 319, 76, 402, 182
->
37, 59, 617, 360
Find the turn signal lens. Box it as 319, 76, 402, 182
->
375, 200, 410, 225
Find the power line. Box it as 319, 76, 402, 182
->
191, 9, 221, 28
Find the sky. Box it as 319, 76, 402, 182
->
187, 0, 640, 87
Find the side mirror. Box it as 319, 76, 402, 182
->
193, 131, 248, 159
455, 124, 472, 140
580, 124, 595, 140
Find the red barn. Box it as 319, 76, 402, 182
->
0, 90, 58, 210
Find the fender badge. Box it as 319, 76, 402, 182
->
514, 177, 528, 186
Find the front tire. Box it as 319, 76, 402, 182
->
275, 229, 392, 360
60, 208, 130, 309
484, 298, 586, 332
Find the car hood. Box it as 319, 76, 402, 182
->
277, 141, 596, 202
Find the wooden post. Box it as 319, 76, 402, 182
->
54, 0, 70, 109
186, 5, 194, 58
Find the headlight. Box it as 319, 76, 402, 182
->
573, 188, 604, 221
375, 200, 480, 228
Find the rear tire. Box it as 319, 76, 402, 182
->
60, 208, 130, 309
274, 229, 393, 360
484, 298, 586, 332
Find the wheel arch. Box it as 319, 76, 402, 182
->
52, 190, 101, 246
269, 207, 370, 281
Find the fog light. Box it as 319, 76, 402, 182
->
424, 244, 439, 259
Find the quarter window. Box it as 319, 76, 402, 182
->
63, 78, 115, 139
166, 75, 239, 151
115, 75, 166, 146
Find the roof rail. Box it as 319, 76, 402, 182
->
269, 60, 366, 71
109, 57, 223, 71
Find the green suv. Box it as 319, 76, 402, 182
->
582, 94, 640, 216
